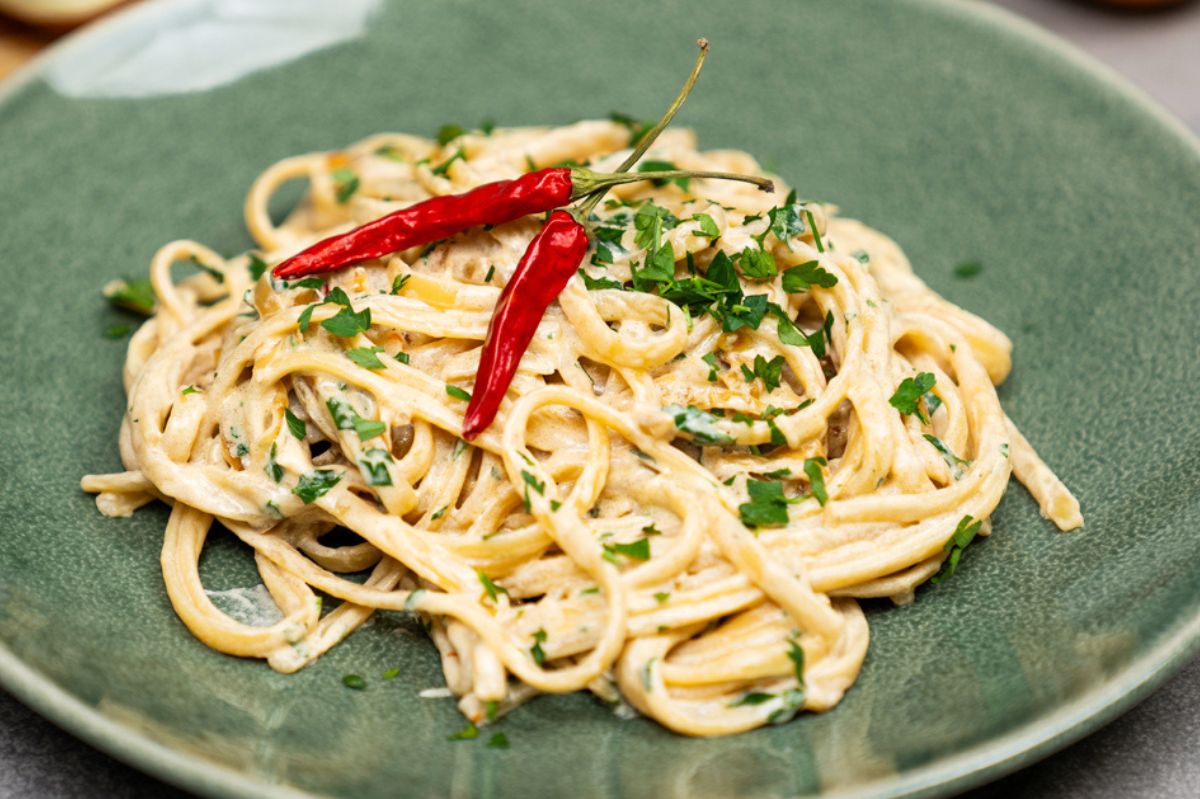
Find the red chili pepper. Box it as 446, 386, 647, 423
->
272, 165, 768, 281
273, 168, 573, 279
462, 210, 588, 440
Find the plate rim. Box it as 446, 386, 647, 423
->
1, 1, 1198, 797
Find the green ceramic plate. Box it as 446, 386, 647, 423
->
1, 0, 1197, 796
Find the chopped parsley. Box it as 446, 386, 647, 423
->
579, 268, 624, 291
787, 639, 806, 685
181, 385, 201, 396
188, 255, 224, 284
431, 147, 465, 176
740, 354, 785, 392
265, 443, 283, 482
342, 674, 366, 690
691, 213, 720, 238
345, 346, 386, 370
103, 277, 155, 315
663, 404, 734, 446
321, 305, 371, 338
730, 691, 776, 707
702, 352, 721, 382
804, 209, 824, 252
889, 372, 937, 423
478, 571, 508, 602
104, 323, 132, 339
484, 265, 496, 283
738, 479, 793, 528
520, 470, 545, 495
382, 667, 401, 680
292, 469, 341, 503
487, 732, 510, 749
923, 434, 970, 479
653, 591, 670, 604
436, 123, 465, 145
737, 247, 777, 280
284, 409, 307, 440
394, 351, 411, 365
296, 304, 316, 333
447, 722, 478, 741
332, 167, 359, 204
931, 515, 983, 585
603, 537, 651, 562
357, 448, 393, 486
954, 260, 982, 279
445, 384, 472, 402
781, 260, 838, 292
391, 274, 411, 294
764, 192, 808, 249
530, 628, 547, 664
803, 457, 829, 506
246, 253, 268, 281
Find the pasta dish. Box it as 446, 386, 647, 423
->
83, 55, 1082, 737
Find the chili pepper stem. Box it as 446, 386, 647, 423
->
570, 168, 773, 199
574, 38, 710, 220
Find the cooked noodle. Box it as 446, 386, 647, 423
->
83, 121, 1082, 736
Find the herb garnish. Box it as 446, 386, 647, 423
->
663, 404, 734, 445
321, 304, 371, 338
803, 457, 828, 506
246, 253, 268, 281
448, 722, 478, 741
931, 515, 983, 584
954, 261, 982, 279
530, 629, 547, 664
358, 448, 393, 486
889, 372, 937, 423
446, 384, 472, 402
740, 354, 785, 392
781, 260, 837, 292
292, 469, 341, 503
342, 674, 366, 690
285, 409, 307, 440
346, 346, 386, 370
265, 443, 284, 482
103, 277, 156, 315
738, 480, 799, 528
478, 571, 508, 602
332, 167, 359, 203
603, 538, 651, 562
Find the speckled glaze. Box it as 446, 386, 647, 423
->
1, 1, 1197, 797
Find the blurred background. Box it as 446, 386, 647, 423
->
1, 1, 1197, 798
2, 0, 1198, 131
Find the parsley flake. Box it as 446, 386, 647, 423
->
284, 409, 307, 440
346, 346, 386, 370
332, 168, 359, 204
931, 516, 983, 584
738, 480, 792, 528
889, 373, 937, 423
321, 305, 371, 337
293, 469, 341, 504
663, 404, 734, 445
478, 571, 508, 602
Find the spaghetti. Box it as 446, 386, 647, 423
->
83, 120, 1082, 736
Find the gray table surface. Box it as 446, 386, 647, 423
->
3, 1, 1199, 797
